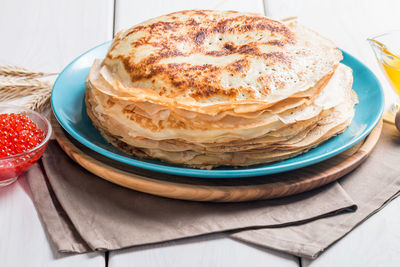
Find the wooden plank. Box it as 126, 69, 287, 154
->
0, 0, 113, 266
265, 0, 400, 265
109, 234, 299, 267
110, 0, 299, 266
302, 196, 400, 267
0, 0, 114, 72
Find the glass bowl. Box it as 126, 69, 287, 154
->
0, 105, 52, 186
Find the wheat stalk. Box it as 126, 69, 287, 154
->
24, 86, 52, 112
0, 65, 57, 78
0, 64, 54, 112
0, 78, 52, 102
281, 16, 298, 22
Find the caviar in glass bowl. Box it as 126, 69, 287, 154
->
0, 105, 52, 186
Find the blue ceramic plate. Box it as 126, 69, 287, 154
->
51, 42, 384, 178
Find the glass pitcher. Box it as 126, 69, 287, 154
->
368, 31, 400, 122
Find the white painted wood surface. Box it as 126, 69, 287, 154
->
109, 234, 298, 267
265, 0, 400, 266
0, 0, 112, 266
1, 0, 400, 266
265, 0, 399, 110
0, 0, 114, 72
302, 197, 400, 267
114, 0, 265, 33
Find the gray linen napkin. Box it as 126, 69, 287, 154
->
232, 123, 400, 258
24, 123, 400, 259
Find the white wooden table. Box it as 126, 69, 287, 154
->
1, 0, 400, 266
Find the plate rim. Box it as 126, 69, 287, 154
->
51, 41, 384, 178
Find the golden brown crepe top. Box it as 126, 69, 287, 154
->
103, 10, 342, 109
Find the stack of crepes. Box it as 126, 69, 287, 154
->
85, 10, 358, 169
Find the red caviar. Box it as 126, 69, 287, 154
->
0, 113, 45, 157
0, 113, 47, 182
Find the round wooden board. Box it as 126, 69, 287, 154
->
51, 115, 382, 202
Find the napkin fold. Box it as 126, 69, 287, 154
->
26, 123, 400, 259
234, 123, 400, 258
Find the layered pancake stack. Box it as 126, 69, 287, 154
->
85, 10, 358, 169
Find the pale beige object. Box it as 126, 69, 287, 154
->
86, 64, 354, 144
86, 64, 357, 167
86, 103, 354, 168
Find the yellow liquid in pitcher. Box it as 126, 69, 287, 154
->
381, 54, 400, 95
371, 38, 400, 95
369, 38, 400, 122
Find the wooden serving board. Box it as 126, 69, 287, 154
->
51, 115, 382, 202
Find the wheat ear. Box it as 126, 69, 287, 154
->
24, 86, 53, 112
0, 78, 52, 102
0, 65, 57, 78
